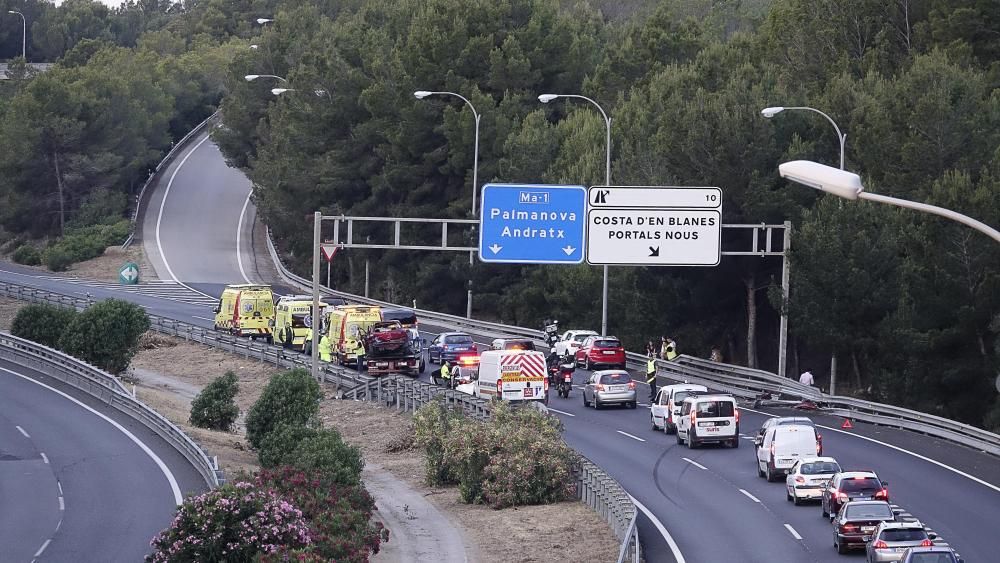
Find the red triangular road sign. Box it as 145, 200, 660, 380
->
321, 244, 339, 262
841, 418, 854, 430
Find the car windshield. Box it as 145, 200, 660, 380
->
845, 503, 893, 520
445, 335, 473, 344
907, 553, 957, 563
599, 373, 631, 384
695, 400, 735, 417
594, 339, 620, 348
841, 477, 881, 493
778, 418, 813, 426
505, 341, 535, 350
801, 462, 840, 475
880, 529, 928, 542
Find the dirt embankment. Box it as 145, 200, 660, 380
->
0, 295, 620, 563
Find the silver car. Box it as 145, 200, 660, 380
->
867, 522, 936, 563
583, 370, 637, 409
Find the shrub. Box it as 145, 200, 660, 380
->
146, 481, 313, 562
189, 371, 240, 431
67, 188, 128, 230
12, 244, 41, 265
10, 304, 77, 349
255, 467, 388, 562
290, 429, 363, 485
444, 421, 496, 504
43, 246, 74, 271
58, 298, 150, 374
258, 424, 319, 468
413, 399, 466, 486
481, 430, 577, 509
245, 369, 322, 450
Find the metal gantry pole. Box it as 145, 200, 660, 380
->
312, 211, 322, 382
777, 221, 791, 379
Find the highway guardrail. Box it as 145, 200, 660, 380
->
0, 331, 221, 490
0, 280, 639, 560
121, 110, 221, 249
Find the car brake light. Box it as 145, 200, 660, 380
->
735, 408, 740, 423
628, 381, 636, 390
595, 383, 605, 391
875, 488, 888, 500
816, 441, 822, 455
920, 539, 933, 547
841, 524, 858, 532
837, 492, 848, 502
496, 380, 503, 394
770, 443, 775, 457
873, 540, 888, 549
544, 378, 549, 390
794, 476, 805, 484
690, 410, 697, 424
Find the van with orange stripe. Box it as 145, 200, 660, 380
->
474, 350, 548, 402
213, 284, 275, 341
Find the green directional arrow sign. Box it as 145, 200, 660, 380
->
119, 262, 140, 285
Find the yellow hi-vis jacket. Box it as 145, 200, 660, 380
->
665, 344, 678, 361
440, 363, 451, 379
318, 335, 332, 362
646, 358, 656, 383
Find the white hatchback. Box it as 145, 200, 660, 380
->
650, 383, 706, 433
784, 456, 841, 505
676, 394, 740, 448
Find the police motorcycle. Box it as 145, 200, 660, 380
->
556, 353, 575, 398
542, 318, 560, 348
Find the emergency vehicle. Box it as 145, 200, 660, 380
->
273, 295, 327, 351
326, 305, 382, 366
474, 350, 548, 402
213, 284, 275, 340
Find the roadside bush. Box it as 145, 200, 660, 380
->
10, 304, 77, 349
413, 399, 466, 486
43, 220, 130, 269
258, 425, 364, 485
43, 246, 74, 271
481, 429, 577, 509
146, 481, 313, 562
258, 424, 319, 468
255, 467, 389, 562
444, 421, 496, 504
67, 188, 128, 230
245, 368, 322, 450
59, 298, 150, 374
188, 371, 240, 431
12, 244, 41, 265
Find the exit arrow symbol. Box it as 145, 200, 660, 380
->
649, 246, 660, 257
562, 245, 576, 256
489, 244, 502, 254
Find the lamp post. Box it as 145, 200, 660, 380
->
779, 160, 1000, 243
414, 90, 481, 318
762, 106, 846, 170
8, 10, 25, 60
539, 93, 612, 336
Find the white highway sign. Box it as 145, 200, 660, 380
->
588, 186, 722, 209
586, 209, 722, 266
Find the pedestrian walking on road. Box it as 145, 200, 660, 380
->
646, 353, 657, 401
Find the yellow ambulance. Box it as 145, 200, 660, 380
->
274, 295, 328, 351
213, 284, 275, 341
326, 305, 382, 366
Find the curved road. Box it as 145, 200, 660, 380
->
1, 123, 996, 562
0, 359, 206, 561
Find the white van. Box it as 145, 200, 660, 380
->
475, 350, 548, 402
676, 394, 739, 449
651, 383, 707, 433
757, 424, 821, 481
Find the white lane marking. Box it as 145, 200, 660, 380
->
629, 494, 686, 563
16, 425, 29, 438
57, 481, 62, 495
741, 407, 1000, 494
154, 134, 215, 300
192, 315, 215, 322
1, 367, 184, 505
681, 457, 707, 470
235, 191, 253, 284
617, 430, 646, 442
58, 496, 64, 510
547, 407, 576, 417
40, 452, 49, 464
784, 523, 803, 540
739, 488, 761, 503
34, 539, 51, 557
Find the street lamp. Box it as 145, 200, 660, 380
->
414, 90, 481, 318
762, 106, 846, 170
249, 44, 260, 50
539, 93, 612, 336
271, 88, 329, 98
779, 160, 1000, 243
8, 10, 25, 60
245, 74, 287, 82
255, 18, 273, 24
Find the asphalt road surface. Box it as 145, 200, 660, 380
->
0, 359, 207, 562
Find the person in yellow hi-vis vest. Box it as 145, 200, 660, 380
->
665, 337, 678, 361
303, 327, 313, 354
646, 354, 657, 401
435, 361, 451, 387
318, 332, 332, 363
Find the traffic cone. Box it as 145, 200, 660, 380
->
841, 418, 854, 430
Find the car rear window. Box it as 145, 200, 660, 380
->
841, 477, 881, 493
801, 462, 840, 475
599, 373, 632, 384
845, 503, 893, 520
445, 335, 473, 344
673, 391, 696, 404
573, 334, 592, 342
595, 339, 621, 348
880, 529, 928, 542
907, 553, 957, 563
504, 340, 535, 350
695, 400, 735, 417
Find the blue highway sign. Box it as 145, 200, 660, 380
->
479, 184, 586, 264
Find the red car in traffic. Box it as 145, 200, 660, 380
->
575, 336, 626, 370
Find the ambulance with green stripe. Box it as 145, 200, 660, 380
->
213, 284, 275, 341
